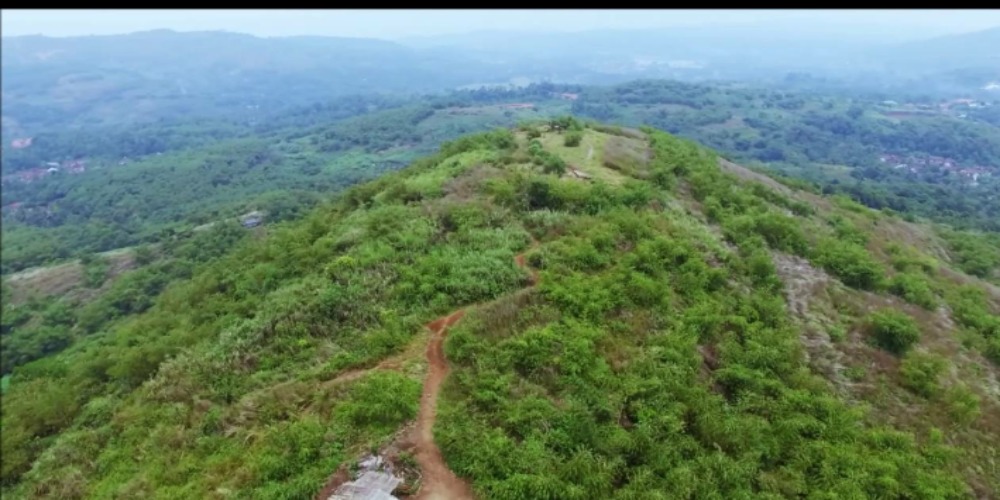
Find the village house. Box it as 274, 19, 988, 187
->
876, 152, 998, 180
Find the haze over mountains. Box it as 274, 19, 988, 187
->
2, 22, 999, 135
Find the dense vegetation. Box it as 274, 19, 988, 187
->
1, 221, 250, 375
566, 80, 1000, 232
1, 97, 558, 274
6, 78, 999, 279
0, 94, 414, 175
3, 122, 998, 498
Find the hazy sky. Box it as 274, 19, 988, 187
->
3, 9, 999, 40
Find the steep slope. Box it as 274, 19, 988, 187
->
2, 121, 999, 499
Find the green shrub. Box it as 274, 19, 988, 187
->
828, 215, 868, 246
335, 372, 421, 429
549, 115, 583, 132
543, 155, 567, 176
752, 212, 810, 255
888, 273, 938, 310
828, 323, 847, 343
564, 131, 583, 147
869, 309, 921, 355
899, 351, 946, 397
947, 285, 1000, 364
942, 230, 1000, 278
82, 255, 110, 288
742, 248, 782, 290
844, 365, 866, 382
945, 384, 981, 426
812, 239, 884, 290
832, 194, 868, 213
886, 243, 938, 274
134, 244, 156, 266
986, 337, 1000, 365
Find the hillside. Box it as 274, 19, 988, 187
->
873, 27, 1000, 73
858, 27, 1000, 97
564, 79, 1000, 232
5, 24, 998, 139
0, 30, 503, 135
2, 120, 999, 499
403, 24, 1000, 97
5, 79, 999, 283
0, 95, 568, 274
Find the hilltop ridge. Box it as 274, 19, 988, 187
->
2, 120, 999, 498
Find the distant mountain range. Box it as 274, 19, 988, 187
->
871, 26, 1000, 74
2, 25, 998, 136
402, 25, 1000, 89
0, 30, 507, 134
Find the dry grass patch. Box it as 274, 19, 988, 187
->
440, 164, 504, 203
602, 135, 653, 178
5, 247, 138, 304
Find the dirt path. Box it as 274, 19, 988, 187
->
318, 239, 540, 499
412, 241, 539, 499
412, 308, 472, 500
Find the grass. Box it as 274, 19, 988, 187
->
538, 129, 627, 185
3, 244, 145, 305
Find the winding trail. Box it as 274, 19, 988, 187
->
412, 308, 473, 500
412, 239, 539, 499
318, 239, 540, 500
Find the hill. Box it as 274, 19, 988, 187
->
5, 25, 998, 140
0, 30, 502, 135
5, 78, 999, 283
561, 79, 1000, 232
862, 27, 1000, 96
403, 24, 1000, 97
2, 120, 998, 498
874, 27, 1000, 72
0, 92, 570, 274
